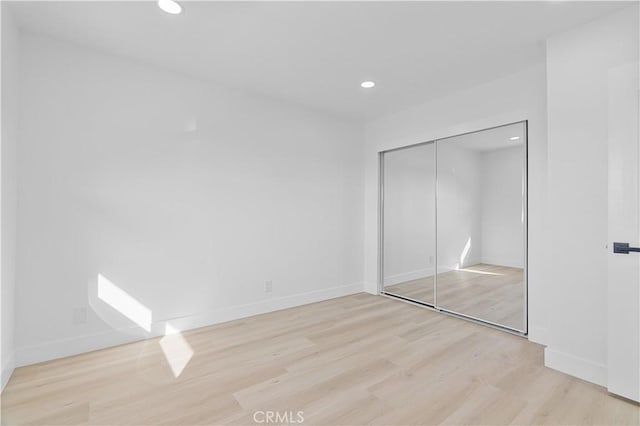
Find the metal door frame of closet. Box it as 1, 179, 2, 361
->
378, 120, 528, 336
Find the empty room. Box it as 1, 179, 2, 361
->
1, 1, 639, 425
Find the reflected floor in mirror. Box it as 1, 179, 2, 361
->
385, 263, 524, 331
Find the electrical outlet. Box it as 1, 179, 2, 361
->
72, 307, 88, 325
429, 255, 434, 265
264, 281, 273, 293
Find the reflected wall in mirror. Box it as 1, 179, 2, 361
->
436, 122, 526, 331
382, 142, 436, 305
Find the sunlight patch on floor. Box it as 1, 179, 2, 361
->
159, 324, 194, 378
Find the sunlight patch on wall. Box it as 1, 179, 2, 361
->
97, 274, 152, 332
459, 237, 472, 267
160, 324, 194, 378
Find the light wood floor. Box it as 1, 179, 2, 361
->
385, 264, 524, 330
2, 293, 638, 425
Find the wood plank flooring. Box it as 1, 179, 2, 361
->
385, 264, 524, 330
2, 293, 638, 425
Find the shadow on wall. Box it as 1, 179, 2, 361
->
89, 274, 194, 378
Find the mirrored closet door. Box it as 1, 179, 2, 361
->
436, 122, 526, 331
380, 121, 527, 333
382, 142, 436, 305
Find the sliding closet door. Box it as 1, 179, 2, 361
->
382, 142, 436, 305
435, 122, 526, 331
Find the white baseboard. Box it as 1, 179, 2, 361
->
527, 325, 547, 345
15, 282, 363, 368
1, 353, 15, 392
383, 267, 434, 286
381, 258, 524, 288
462, 257, 482, 268
437, 258, 482, 274
480, 258, 524, 269
363, 282, 378, 295
544, 347, 607, 387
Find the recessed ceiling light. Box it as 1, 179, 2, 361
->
361, 81, 376, 89
158, 0, 182, 15
510, 136, 520, 141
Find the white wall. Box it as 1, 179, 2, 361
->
364, 64, 548, 342
480, 146, 525, 268
545, 5, 639, 386
1, 4, 19, 390
14, 34, 364, 366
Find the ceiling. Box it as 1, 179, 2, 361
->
8, 1, 631, 121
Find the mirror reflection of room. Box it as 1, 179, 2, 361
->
436, 122, 525, 331
381, 122, 526, 332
